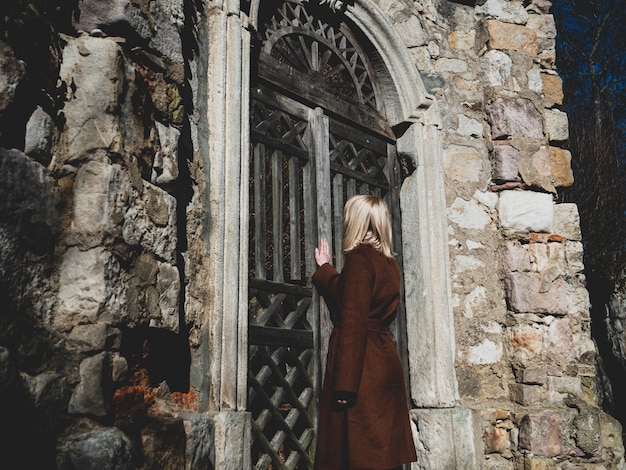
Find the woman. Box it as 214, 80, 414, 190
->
312, 195, 417, 470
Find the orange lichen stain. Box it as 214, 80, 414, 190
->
511, 333, 541, 353
170, 389, 199, 411
113, 368, 156, 416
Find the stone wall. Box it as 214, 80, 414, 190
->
0, 0, 624, 469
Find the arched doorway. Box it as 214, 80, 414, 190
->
246, 1, 407, 467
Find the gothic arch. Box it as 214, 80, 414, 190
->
246, 0, 459, 408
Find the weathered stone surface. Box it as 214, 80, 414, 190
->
71, 160, 130, 246
67, 324, 121, 353
544, 109, 569, 142
553, 203, 582, 241
0, 148, 55, 247
503, 241, 532, 273
24, 106, 54, 162
59, 36, 126, 161
140, 417, 187, 469
486, 20, 538, 55
487, 98, 543, 140
444, 144, 487, 187
469, 339, 503, 365
521, 366, 548, 385
510, 383, 542, 405
600, 413, 625, 464
21, 371, 68, 413
0, 41, 26, 113
526, 14, 557, 53
111, 353, 128, 382
547, 376, 581, 402
549, 147, 574, 188
498, 190, 553, 232
448, 197, 491, 230
59, 427, 135, 470
457, 114, 484, 138
394, 16, 427, 47
122, 182, 177, 262
492, 144, 520, 182
150, 261, 180, 332
482, 50, 512, 88
476, 0, 529, 24
411, 408, 480, 469
449, 29, 475, 51
519, 409, 577, 457
485, 425, 510, 454
73, 0, 151, 42
153, 122, 180, 185
506, 273, 567, 314
519, 145, 554, 193
182, 413, 215, 470
213, 411, 252, 469
541, 73, 564, 106
68, 352, 111, 417
527, 0, 553, 14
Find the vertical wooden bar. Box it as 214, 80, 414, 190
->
289, 157, 301, 281
332, 173, 344, 270
254, 142, 267, 279
272, 150, 284, 283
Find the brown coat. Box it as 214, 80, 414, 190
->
312, 244, 417, 470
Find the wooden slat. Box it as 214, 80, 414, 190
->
272, 149, 284, 282
249, 325, 314, 349
249, 278, 312, 297
289, 156, 301, 280
251, 130, 309, 163
254, 143, 267, 279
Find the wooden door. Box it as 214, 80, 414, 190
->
247, 2, 406, 468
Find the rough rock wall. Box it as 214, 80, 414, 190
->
0, 0, 625, 468
396, 0, 625, 468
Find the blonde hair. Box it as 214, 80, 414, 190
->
342, 195, 395, 258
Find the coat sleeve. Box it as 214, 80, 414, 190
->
331, 249, 373, 399
312, 263, 341, 319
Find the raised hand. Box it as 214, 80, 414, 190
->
315, 237, 331, 266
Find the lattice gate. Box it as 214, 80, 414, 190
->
247, 2, 406, 468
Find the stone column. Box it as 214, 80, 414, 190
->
195, 5, 252, 467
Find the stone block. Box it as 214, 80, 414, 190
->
20, 371, 67, 410
0, 41, 26, 113
574, 407, 602, 455
24, 106, 54, 163
68, 352, 111, 417
520, 145, 554, 193
522, 457, 556, 470
547, 376, 582, 401
458, 114, 484, 138
487, 98, 543, 140
213, 411, 252, 469
153, 122, 181, 185
449, 29, 475, 51
549, 147, 574, 188
469, 339, 503, 365
482, 50, 512, 87
58, 427, 135, 470
448, 197, 491, 230
435, 58, 468, 73
553, 203, 582, 241
492, 144, 520, 182
444, 144, 486, 185
541, 73, 564, 106
498, 190, 553, 233
111, 353, 129, 382
395, 16, 427, 48
526, 14, 557, 53
522, 366, 548, 385
503, 241, 532, 273
123, 182, 177, 263
511, 323, 546, 358
411, 408, 480, 469
564, 241, 584, 273
510, 383, 543, 405
486, 20, 538, 55
546, 318, 576, 361
485, 426, 510, 454
601, 413, 625, 462
149, 261, 181, 332
183, 413, 215, 470
71, 161, 130, 246
506, 273, 567, 314
477, 1, 529, 24
519, 409, 576, 457
0, 148, 56, 249
67, 324, 122, 353
59, 37, 126, 160
544, 109, 569, 142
